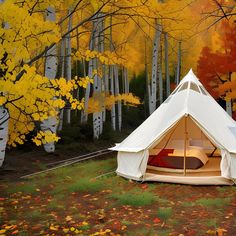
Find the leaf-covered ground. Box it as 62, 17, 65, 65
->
1, 157, 236, 235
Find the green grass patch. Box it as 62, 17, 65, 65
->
157, 207, 173, 222
204, 218, 218, 228
110, 189, 157, 206
196, 197, 231, 207
6, 183, 38, 195
181, 201, 196, 207
68, 178, 104, 193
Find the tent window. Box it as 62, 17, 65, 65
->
199, 86, 207, 95
190, 82, 200, 93
178, 82, 189, 92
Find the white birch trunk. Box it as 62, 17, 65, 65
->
58, 38, 66, 132
164, 32, 170, 97
109, 16, 116, 131
0, 0, 9, 167
145, 37, 151, 113
93, 14, 104, 139
159, 44, 163, 105
226, 100, 232, 117
176, 41, 181, 85
149, 24, 161, 115
123, 67, 129, 94
0, 107, 9, 167
110, 66, 116, 130
81, 27, 96, 124
65, 9, 72, 124
40, 6, 58, 153
114, 65, 122, 131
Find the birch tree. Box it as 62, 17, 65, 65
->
93, 13, 104, 139
110, 16, 116, 130
114, 65, 122, 131
0, 0, 9, 167
176, 41, 181, 85
40, 6, 58, 153
149, 24, 162, 115
164, 32, 170, 97
65, 9, 72, 124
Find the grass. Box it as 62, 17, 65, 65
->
68, 178, 105, 193
157, 207, 173, 222
6, 183, 38, 195
110, 189, 158, 206
2, 156, 236, 235
204, 218, 218, 228
196, 197, 231, 207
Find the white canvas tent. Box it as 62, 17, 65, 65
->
110, 70, 236, 185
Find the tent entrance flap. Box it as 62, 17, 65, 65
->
116, 150, 149, 180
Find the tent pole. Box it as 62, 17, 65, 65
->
183, 115, 188, 176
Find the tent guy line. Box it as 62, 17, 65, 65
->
20, 149, 114, 179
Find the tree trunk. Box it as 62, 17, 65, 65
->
176, 41, 181, 85
110, 65, 116, 130
159, 44, 163, 105
81, 27, 96, 124
0, 107, 9, 167
58, 38, 66, 132
110, 16, 116, 130
93, 14, 104, 139
149, 24, 161, 115
164, 32, 170, 97
0, 0, 10, 167
65, 9, 72, 124
114, 65, 122, 131
40, 6, 58, 153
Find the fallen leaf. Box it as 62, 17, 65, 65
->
153, 218, 161, 223
11, 230, 19, 234
66, 215, 72, 221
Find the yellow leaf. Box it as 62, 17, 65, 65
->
65, 215, 72, 221
49, 225, 58, 231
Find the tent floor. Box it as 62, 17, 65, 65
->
145, 157, 234, 185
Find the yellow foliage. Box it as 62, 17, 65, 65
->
88, 93, 141, 114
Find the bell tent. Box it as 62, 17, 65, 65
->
110, 70, 236, 185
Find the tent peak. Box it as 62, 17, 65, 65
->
179, 69, 200, 85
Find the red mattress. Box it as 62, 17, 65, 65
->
148, 149, 174, 167
148, 149, 204, 169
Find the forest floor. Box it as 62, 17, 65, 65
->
1, 155, 236, 236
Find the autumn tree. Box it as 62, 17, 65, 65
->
197, 21, 236, 115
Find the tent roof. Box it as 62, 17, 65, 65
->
111, 69, 236, 153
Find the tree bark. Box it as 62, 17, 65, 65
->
40, 6, 58, 153
81, 27, 95, 124
176, 41, 181, 85
159, 44, 163, 105
149, 24, 161, 114
114, 65, 122, 131
93, 13, 104, 139
58, 38, 66, 132
0, 0, 10, 167
110, 16, 116, 130
0, 107, 9, 167
164, 32, 170, 97
65, 9, 72, 124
